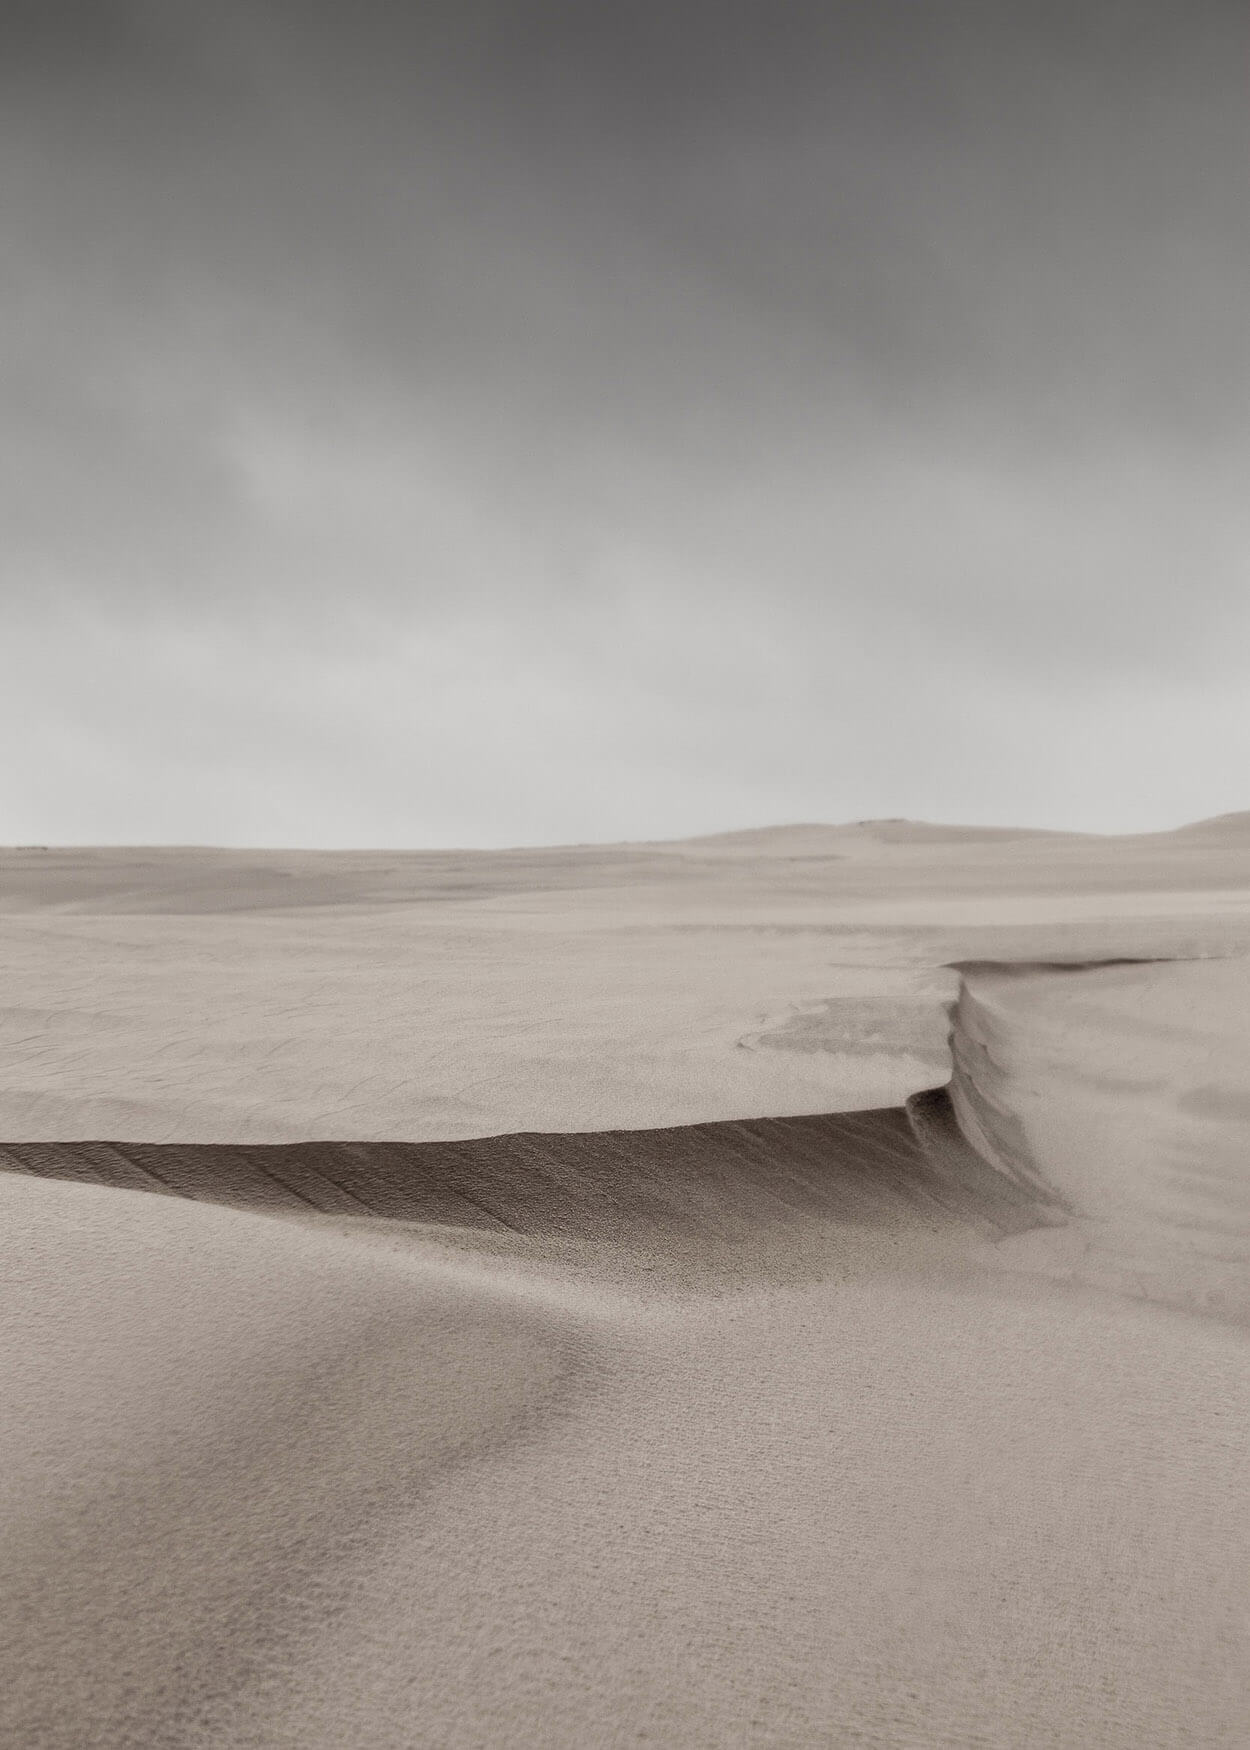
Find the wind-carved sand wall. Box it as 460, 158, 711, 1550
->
0, 972, 1078, 1249
3, 957, 1247, 1325
906, 961, 1172, 1236
0, 1100, 1054, 1248
931, 957, 1250, 1327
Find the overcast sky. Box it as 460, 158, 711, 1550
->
3, 0, 1247, 845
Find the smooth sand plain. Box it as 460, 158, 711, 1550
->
2, 817, 1249, 1746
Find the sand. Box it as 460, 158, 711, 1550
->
2, 818, 1249, 1745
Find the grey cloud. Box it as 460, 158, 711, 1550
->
1, 1, 1247, 843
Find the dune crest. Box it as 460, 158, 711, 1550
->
6, 957, 1248, 1331
0, 1098, 1051, 1254
0, 961, 1087, 1249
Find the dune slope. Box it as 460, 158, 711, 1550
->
0, 1097, 1054, 1244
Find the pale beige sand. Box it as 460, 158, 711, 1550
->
2, 819, 1250, 1746
3, 817, 1248, 1143
951, 956, 1250, 1324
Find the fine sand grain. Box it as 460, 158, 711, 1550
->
2, 820, 1249, 1746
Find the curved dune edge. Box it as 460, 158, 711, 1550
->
943, 952, 1250, 1327
16, 955, 1226, 1270
0, 964, 1097, 1247
936, 957, 1173, 1215
0, 1104, 1052, 1244
12, 956, 1219, 1263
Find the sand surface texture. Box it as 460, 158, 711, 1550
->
2, 818, 1249, 1746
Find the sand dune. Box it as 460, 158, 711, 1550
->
3, 829, 1249, 1745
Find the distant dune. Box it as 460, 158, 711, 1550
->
2, 826, 1249, 1745
1168, 808, 1250, 837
